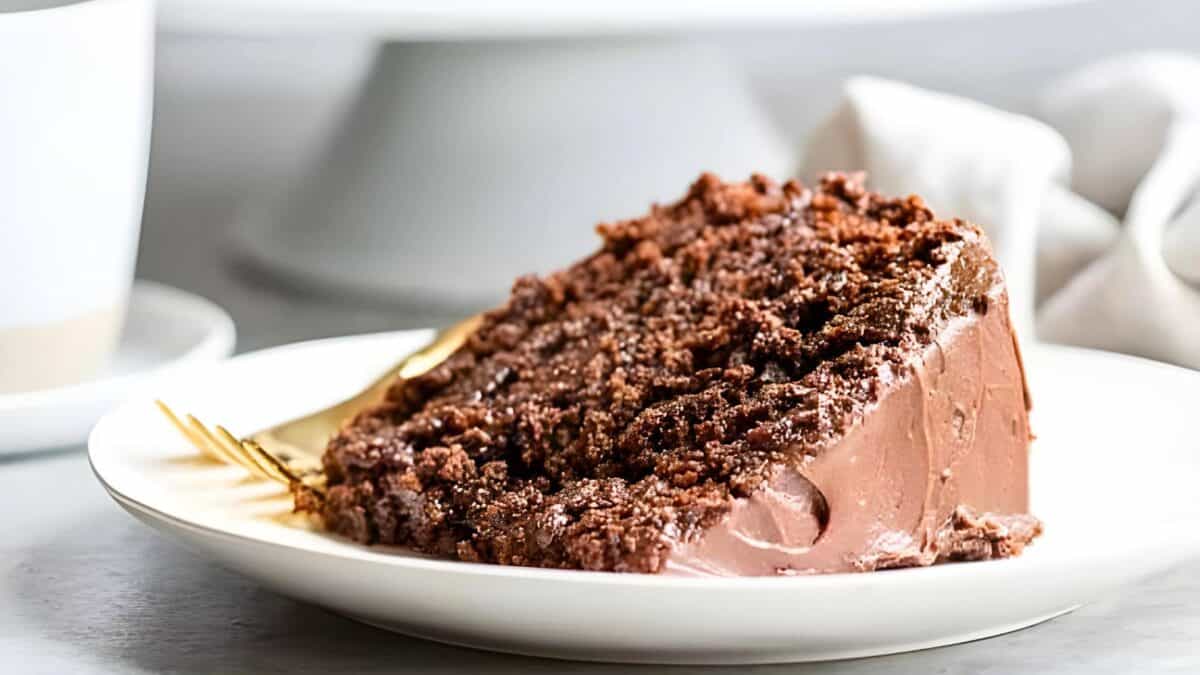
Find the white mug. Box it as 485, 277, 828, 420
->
0, 0, 154, 394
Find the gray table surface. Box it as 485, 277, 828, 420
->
3, 212, 1199, 674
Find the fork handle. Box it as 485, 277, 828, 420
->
249, 315, 482, 458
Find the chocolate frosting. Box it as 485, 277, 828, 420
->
665, 292, 1037, 575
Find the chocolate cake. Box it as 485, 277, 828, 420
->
302, 172, 1040, 575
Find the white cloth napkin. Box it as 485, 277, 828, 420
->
801, 53, 1200, 369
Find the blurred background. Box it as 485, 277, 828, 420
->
6, 2, 1200, 671
141, 0, 1199, 351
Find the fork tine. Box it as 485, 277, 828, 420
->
245, 440, 326, 497
207, 423, 251, 467
183, 414, 243, 468
185, 414, 261, 474
155, 400, 226, 462
214, 425, 279, 481
154, 397, 333, 499
243, 439, 305, 485
155, 400, 320, 493
218, 429, 288, 484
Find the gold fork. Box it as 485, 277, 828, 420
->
156, 315, 482, 494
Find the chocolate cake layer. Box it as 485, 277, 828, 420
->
304, 172, 1039, 574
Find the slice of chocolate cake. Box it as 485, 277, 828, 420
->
306, 173, 1040, 575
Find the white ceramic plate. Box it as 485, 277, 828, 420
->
1, 281, 235, 455
89, 332, 1200, 664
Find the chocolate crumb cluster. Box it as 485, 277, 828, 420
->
301, 173, 1002, 573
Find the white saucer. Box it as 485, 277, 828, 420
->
1, 281, 235, 456
89, 332, 1200, 664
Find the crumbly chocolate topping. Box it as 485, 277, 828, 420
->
306, 173, 1003, 572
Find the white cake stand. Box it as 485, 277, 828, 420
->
160, 1, 1078, 305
